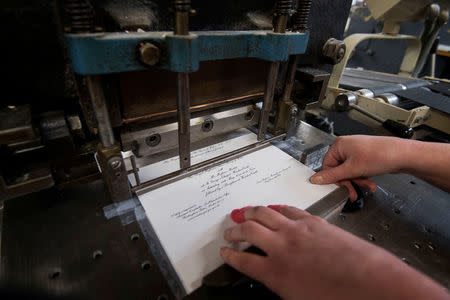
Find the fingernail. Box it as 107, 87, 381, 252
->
310, 175, 322, 184
267, 205, 287, 212
230, 206, 251, 224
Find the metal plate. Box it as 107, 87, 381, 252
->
328, 173, 450, 288
0, 181, 173, 300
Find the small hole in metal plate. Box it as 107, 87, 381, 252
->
409, 181, 416, 185
146, 134, 161, 147
131, 233, 140, 241
339, 214, 346, 221
141, 261, 151, 271
393, 208, 401, 214
413, 242, 421, 249
427, 243, 435, 251
382, 223, 390, 231
49, 270, 60, 279
368, 234, 375, 241
93, 250, 103, 260
157, 294, 168, 300
401, 257, 410, 264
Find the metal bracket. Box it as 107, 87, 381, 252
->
328, 33, 422, 89
66, 30, 309, 75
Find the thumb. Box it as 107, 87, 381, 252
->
310, 162, 353, 185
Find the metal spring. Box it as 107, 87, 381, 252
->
294, 0, 312, 31
64, 0, 94, 33
275, 0, 293, 15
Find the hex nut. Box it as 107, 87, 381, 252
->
322, 38, 346, 65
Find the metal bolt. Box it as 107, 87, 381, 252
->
109, 159, 122, 170
141, 260, 151, 271
289, 104, 298, 120
139, 42, 161, 66
146, 134, 161, 147
202, 119, 214, 132
93, 250, 103, 260
322, 38, 346, 65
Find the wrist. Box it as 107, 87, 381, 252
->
389, 138, 420, 174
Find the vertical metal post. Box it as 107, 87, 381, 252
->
86, 75, 115, 148
130, 155, 141, 186
174, 0, 192, 169
176, 72, 191, 168
430, 53, 436, 77
86, 75, 131, 202
257, 0, 292, 140
257, 62, 281, 140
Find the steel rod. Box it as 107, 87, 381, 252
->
130, 155, 141, 186
176, 72, 191, 169
257, 61, 281, 140
86, 75, 115, 148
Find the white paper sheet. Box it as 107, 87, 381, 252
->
128, 131, 258, 186
137, 137, 337, 294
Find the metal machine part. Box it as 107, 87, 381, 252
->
340, 68, 431, 95
174, 0, 193, 169
412, 4, 449, 77
121, 106, 260, 158
378, 93, 400, 106
257, 0, 293, 141
322, 38, 346, 65
357, 88, 375, 98
86, 75, 132, 203
334, 92, 414, 138
294, 67, 331, 109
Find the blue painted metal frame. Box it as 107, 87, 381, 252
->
66, 30, 309, 75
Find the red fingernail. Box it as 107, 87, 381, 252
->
268, 205, 287, 212
230, 206, 251, 224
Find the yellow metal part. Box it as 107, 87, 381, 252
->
366, 0, 431, 22
324, 87, 444, 129
424, 109, 450, 134
328, 33, 422, 90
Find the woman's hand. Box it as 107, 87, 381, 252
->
310, 135, 409, 200
221, 206, 448, 300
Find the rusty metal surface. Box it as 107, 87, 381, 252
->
119, 59, 268, 121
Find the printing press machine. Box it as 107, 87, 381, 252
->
0, 0, 450, 299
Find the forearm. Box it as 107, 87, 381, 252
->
396, 140, 450, 192
363, 249, 449, 300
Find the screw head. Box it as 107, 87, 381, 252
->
139, 42, 161, 66
201, 119, 214, 132
146, 134, 161, 147
109, 159, 122, 170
